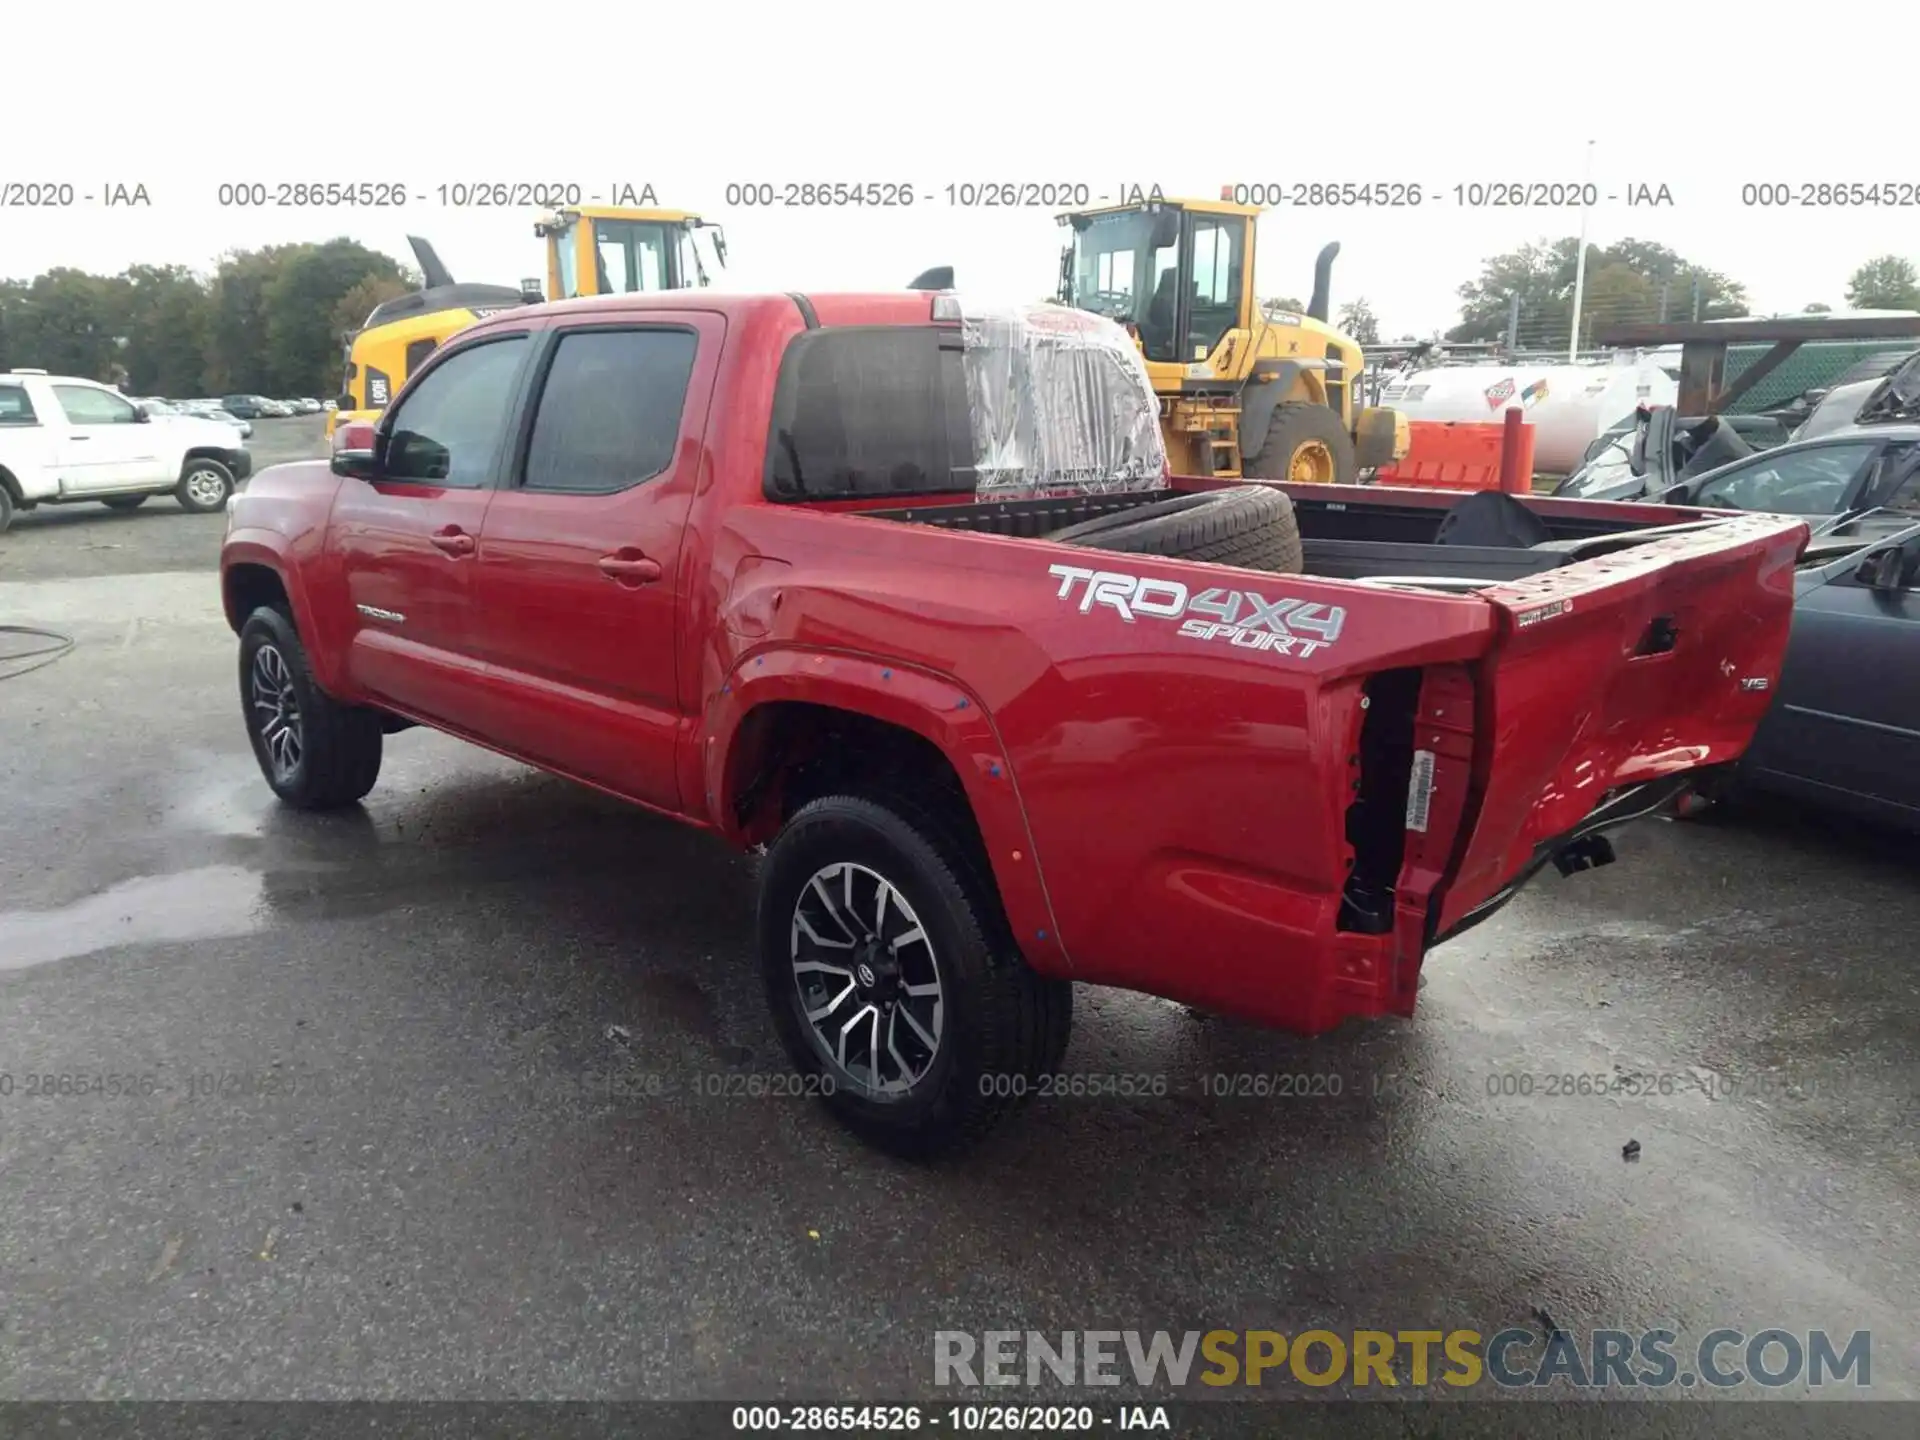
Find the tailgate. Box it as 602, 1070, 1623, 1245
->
1427, 512, 1806, 937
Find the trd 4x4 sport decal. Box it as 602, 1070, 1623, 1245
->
1048, 564, 1344, 658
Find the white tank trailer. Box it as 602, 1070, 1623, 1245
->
1378, 363, 1678, 475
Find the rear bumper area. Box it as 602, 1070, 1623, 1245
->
1431, 770, 1703, 947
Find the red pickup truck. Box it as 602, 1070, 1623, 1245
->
220, 289, 1804, 1155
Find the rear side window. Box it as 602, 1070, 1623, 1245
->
522, 328, 697, 493
0, 385, 36, 424
765, 328, 974, 500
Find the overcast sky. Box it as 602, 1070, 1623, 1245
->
5, 2, 1912, 338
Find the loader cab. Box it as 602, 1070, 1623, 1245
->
537, 206, 728, 301
1059, 200, 1255, 370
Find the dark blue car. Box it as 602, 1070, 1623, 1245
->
1713, 514, 1920, 831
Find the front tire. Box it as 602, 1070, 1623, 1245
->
176, 458, 235, 513
758, 793, 1071, 1157
1245, 401, 1356, 485
238, 605, 383, 809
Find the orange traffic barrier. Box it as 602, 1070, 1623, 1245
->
1372, 409, 1535, 493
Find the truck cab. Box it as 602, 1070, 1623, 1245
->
535, 205, 727, 301
1058, 196, 1406, 482
0, 370, 250, 532
328, 209, 726, 440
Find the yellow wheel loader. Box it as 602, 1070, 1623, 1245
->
1054, 194, 1406, 483
327, 207, 726, 439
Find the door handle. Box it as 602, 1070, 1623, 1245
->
69, 434, 90, 441
430, 527, 475, 557
598, 550, 662, 585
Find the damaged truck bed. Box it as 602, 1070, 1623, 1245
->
222, 289, 1804, 1154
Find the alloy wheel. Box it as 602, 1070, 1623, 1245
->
790, 862, 945, 1094
249, 644, 303, 780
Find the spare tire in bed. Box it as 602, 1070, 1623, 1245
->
1044, 485, 1303, 574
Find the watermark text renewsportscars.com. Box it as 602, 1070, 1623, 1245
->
934, 1328, 1871, 1391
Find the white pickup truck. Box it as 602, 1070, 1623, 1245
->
0, 370, 253, 533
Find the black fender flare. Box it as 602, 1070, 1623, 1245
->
1239, 360, 1327, 461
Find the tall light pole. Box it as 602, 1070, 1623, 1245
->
1566, 139, 1597, 361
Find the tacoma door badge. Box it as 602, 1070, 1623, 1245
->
356, 604, 406, 624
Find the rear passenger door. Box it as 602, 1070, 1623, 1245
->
471, 313, 720, 812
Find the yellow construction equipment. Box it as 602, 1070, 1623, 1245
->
1055, 193, 1407, 482
328, 207, 726, 439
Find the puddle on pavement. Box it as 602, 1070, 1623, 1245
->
0, 864, 266, 971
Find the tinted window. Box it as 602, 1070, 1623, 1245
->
1880, 465, 1920, 515
1692, 442, 1876, 516
522, 329, 697, 493
55, 385, 140, 425
384, 335, 529, 487
766, 328, 973, 500
0, 385, 36, 424
403, 337, 439, 379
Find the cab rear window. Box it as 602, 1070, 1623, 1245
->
764, 327, 976, 501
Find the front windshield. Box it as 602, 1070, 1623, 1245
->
1066, 212, 1179, 362
1557, 417, 1641, 498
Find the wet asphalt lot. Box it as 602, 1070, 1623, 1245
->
1, 420, 1917, 1423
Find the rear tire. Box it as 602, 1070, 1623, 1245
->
1045, 484, 1303, 574
176, 458, 235, 513
102, 495, 148, 511
758, 792, 1071, 1157
0, 485, 13, 534
238, 605, 383, 809
1245, 402, 1356, 486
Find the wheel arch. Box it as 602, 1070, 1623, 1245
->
705, 654, 1071, 976
1240, 362, 1330, 461
220, 546, 352, 696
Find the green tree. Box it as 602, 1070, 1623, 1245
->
264, 239, 410, 395
0, 269, 124, 379
1449, 236, 1748, 344
1336, 297, 1380, 345
1845, 255, 1920, 310
118, 264, 214, 396
1260, 296, 1307, 318
205, 245, 303, 394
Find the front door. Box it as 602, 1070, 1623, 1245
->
330, 328, 536, 728
471, 315, 718, 812
52, 384, 166, 492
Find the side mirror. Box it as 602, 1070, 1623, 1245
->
1856, 546, 1907, 594
133, 404, 151, 423
1149, 210, 1181, 250
330, 421, 381, 478
1661, 483, 1691, 504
